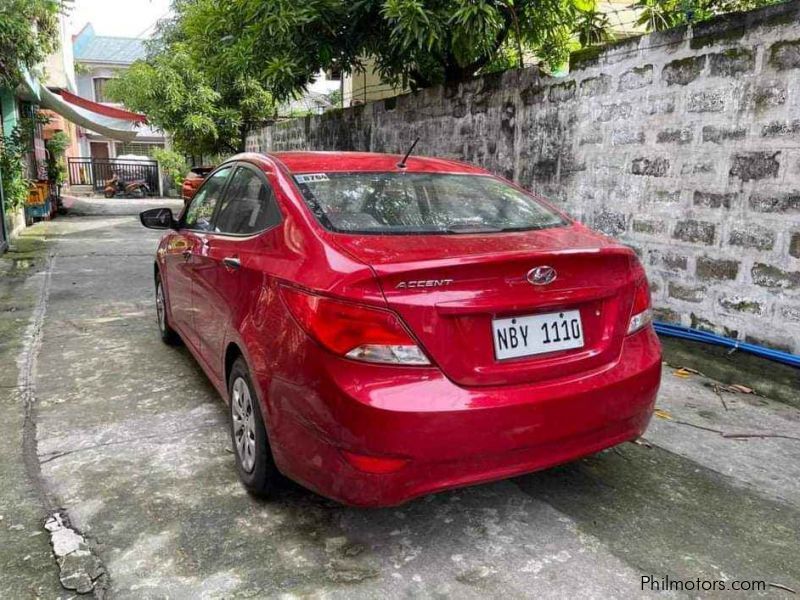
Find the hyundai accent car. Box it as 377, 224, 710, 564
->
140, 151, 661, 507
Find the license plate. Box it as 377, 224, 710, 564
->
492, 309, 584, 360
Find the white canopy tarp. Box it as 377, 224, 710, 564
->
20, 71, 141, 142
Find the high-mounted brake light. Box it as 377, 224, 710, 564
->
627, 277, 652, 335
280, 287, 430, 365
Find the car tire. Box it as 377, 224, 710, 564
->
228, 357, 278, 498
155, 275, 180, 345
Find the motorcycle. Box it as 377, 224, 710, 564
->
104, 173, 150, 198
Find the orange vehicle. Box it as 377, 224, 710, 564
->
181, 166, 214, 204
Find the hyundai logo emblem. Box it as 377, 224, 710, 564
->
527, 266, 557, 286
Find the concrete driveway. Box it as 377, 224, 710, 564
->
1, 198, 798, 598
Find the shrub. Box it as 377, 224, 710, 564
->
46, 130, 70, 185
0, 126, 31, 213
153, 148, 188, 192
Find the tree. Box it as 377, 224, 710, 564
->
176, 0, 580, 97
0, 0, 64, 85
112, 1, 619, 154
106, 45, 275, 156
109, 1, 589, 155
373, 0, 578, 85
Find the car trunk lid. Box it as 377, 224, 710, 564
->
325, 225, 641, 387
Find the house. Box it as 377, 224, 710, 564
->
342, 58, 400, 108
1, 13, 82, 185
0, 18, 148, 251
40, 13, 82, 164
72, 23, 165, 159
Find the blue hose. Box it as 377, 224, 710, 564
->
653, 321, 800, 369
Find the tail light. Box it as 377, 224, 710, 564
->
627, 277, 652, 335
280, 286, 430, 365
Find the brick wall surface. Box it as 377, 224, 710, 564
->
248, 1, 800, 354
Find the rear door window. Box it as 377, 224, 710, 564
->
213, 166, 281, 235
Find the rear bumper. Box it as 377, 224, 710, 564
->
263, 327, 661, 507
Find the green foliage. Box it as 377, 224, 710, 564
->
327, 89, 343, 109
480, 40, 523, 73
632, 0, 782, 32
45, 130, 70, 185
47, 130, 69, 156
106, 44, 275, 156
712, 0, 783, 10
169, 0, 580, 97
73, 61, 92, 76
0, 0, 66, 84
374, 0, 579, 82
0, 126, 31, 213
632, 0, 686, 31
575, 2, 614, 47
152, 148, 188, 189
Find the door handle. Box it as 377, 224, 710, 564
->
222, 256, 241, 270
182, 250, 192, 261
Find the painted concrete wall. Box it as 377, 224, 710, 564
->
248, 2, 800, 354
0, 87, 19, 137
43, 14, 77, 92
342, 57, 407, 107
75, 66, 119, 103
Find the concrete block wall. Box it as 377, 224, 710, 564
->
248, 1, 800, 354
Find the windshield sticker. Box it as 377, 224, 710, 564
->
295, 173, 330, 184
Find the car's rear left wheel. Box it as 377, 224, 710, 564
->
229, 357, 278, 498
155, 276, 180, 345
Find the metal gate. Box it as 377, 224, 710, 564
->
68, 157, 159, 196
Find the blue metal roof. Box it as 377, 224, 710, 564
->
74, 34, 146, 64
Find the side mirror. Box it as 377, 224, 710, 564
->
140, 208, 176, 230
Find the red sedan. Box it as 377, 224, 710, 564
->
140, 151, 660, 507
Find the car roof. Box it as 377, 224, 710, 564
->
265, 151, 489, 175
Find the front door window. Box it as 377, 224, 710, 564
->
183, 167, 232, 231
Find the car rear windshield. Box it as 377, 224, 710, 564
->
292, 172, 567, 235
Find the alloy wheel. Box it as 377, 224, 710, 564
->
231, 377, 257, 473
